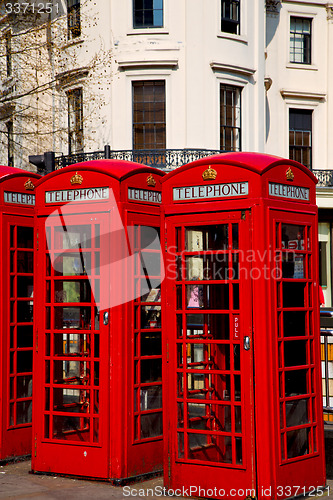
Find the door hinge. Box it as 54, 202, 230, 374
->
34, 435, 37, 457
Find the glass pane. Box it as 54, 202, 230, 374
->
53, 416, 90, 441
287, 428, 309, 458
54, 281, 91, 303
186, 254, 229, 281
141, 331, 161, 356
54, 307, 91, 330
140, 385, 162, 410
284, 340, 307, 367
141, 306, 161, 329
17, 227, 33, 248
188, 434, 232, 463
141, 412, 163, 438
17, 301, 33, 323
54, 226, 91, 250
17, 375, 32, 398
17, 351, 33, 373
17, 325, 33, 348
283, 283, 306, 308
186, 314, 229, 340
53, 253, 91, 276
186, 284, 229, 309
185, 225, 228, 251
285, 369, 308, 397
53, 360, 89, 385
282, 225, 305, 250
17, 251, 33, 273
53, 388, 89, 413
286, 399, 309, 427
141, 359, 162, 383
283, 311, 306, 337
282, 254, 305, 279
16, 401, 32, 424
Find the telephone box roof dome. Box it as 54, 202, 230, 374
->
36, 159, 165, 186
161, 152, 317, 184
0, 165, 40, 181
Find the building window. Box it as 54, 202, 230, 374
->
67, 0, 81, 39
133, 0, 163, 29
221, 0, 240, 35
6, 120, 13, 167
290, 17, 311, 64
132, 81, 166, 150
220, 84, 241, 152
5, 31, 12, 78
67, 88, 83, 155
289, 109, 312, 169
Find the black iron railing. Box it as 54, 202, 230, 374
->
53, 148, 333, 186
54, 147, 223, 171
313, 170, 333, 188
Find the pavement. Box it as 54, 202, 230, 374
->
0, 460, 332, 500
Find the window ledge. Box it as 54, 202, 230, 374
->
60, 37, 84, 50
117, 58, 178, 69
210, 61, 256, 77
127, 28, 169, 36
280, 89, 326, 101
217, 33, 248, 44
286, 63, 318, 71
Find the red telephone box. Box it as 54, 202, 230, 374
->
161, 153, 326, 499
31, 159, 164, 482
0, 166, 40, 462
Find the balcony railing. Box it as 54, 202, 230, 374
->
54, 148, 223, 171
313, 170, 333, 188
53, 149, 333, 186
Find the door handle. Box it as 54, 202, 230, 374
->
103, 311, 109, 325
244, 336, 251, 351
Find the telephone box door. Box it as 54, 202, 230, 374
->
34, 211, 110, 478
165, 210, 256, 495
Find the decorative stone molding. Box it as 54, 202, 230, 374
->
326, 4, 333, 21
210, 61, 256, 77
55, 67, 90, 89
264, 77, 272, 92
266, 0, 281, 14
280, 89, 326, 101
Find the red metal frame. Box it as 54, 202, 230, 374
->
0, 167, 40, 462
31, 159, 164, 481
161, 153, 326, 499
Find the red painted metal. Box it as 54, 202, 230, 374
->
31, 159, 164, 481
161, 152, 325, 499
0, 167, 40, 461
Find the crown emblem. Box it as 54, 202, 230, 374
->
202, 165, 217, 181
286, 167, 294, 181
70, 172, 83, 185
146, 174, 156, 187
24, 178, 35, 191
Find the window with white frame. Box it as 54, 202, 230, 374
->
220, 84, 241, 152
221, 0, 240, 35
133, 0, 163, 29
289, 109, 312, 169
67, 88, 83, 155
290, 17, 311, 64
132, 81, 166, 150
